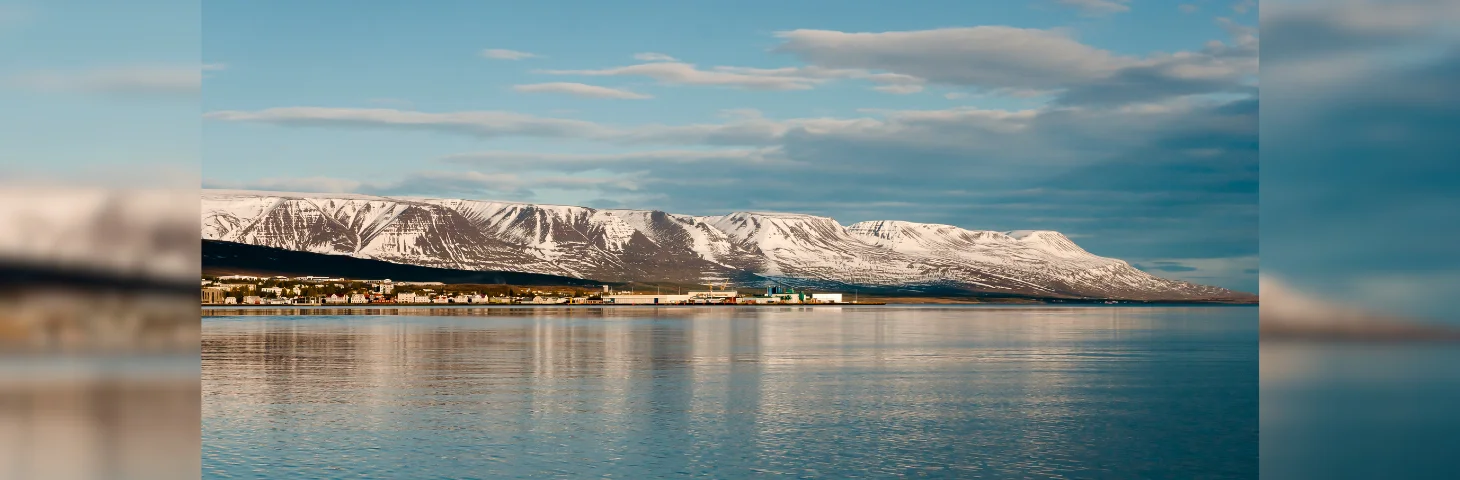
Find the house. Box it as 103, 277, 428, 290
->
260, 287, 284, 296
325, 294, 347, 304
223, 297, 238, 305
349, 293, 368, 304
396, 292, 417, 304
242, 295, 263, 305
218, 283, 255, 292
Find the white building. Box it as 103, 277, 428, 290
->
349, 293, 368, 304
223, 297, 238, 305
810, 293, 844, 303
242, 296, 263, 305
603, 294, 693, 305
325, 294, 347, 304
260, 287, 284, 295
396, 292, 417, 304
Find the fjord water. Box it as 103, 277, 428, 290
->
203, 306, 1256, 478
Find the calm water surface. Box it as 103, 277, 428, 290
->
203, 305, 1256, 479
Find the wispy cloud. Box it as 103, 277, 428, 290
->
632, 52, 678, 62
773, 23, 1257, 106
205, 171, 641, 198
512, 82, 652, 99
1058, 0, 1132, 15
537, 62, 823, 90
443, 148, 783, 172
872, 84, 925, 94
480, 48, 539, 60
6, 64, 208, 96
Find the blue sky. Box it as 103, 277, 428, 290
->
196, 0, 1259, 292
1, 0, 199, 186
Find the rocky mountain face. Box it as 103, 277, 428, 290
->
201, 190, 1247, 300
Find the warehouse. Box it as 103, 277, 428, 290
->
603, 294, 693, 305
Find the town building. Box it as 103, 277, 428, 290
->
810, 293, 843, 303
201, 288, 226, 304
603, 294, 693, 305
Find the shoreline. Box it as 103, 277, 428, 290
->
202, 301, 1255, 311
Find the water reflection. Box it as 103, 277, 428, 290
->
204, 306, 1256, 478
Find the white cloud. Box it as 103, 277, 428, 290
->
1232, 0, 1255, 14
944, 92, 970, 99
872, 84, 925, 94
537, 62, 822, 90
773, 27, 1129, 90
512, 82, 652, 99
203, 176, 364, 193
632, 52, 678, 62
481, 48, 539, 60
1180, 4, 1199, 13
203, 107, 610, 138
443, 148, 784, 171
205, 171, 642, 198
6, 64, 207, 96
1059, 0, 1132, 15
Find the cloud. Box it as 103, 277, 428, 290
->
442, 148, 784, 172
205, 171, 640, 199
633, 52, 678, 62
945, 92, 970, 99
537, 62, 823, 90
6, 64, 207, 96
1261, 0, 1460, 321
772, 23, 1257, 106
1131, 256, 1258, 291
480, 48, 539, 60
203, 107, 611, 139
1232, 0, 1256, 14
1180, 4, 1199, 13
774, 27, 1126, 91
202, 176, 365, 193
1059, 0, 1132, 15
872, 84, 925, 94
512, 82, 652, 99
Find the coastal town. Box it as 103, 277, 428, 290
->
201, 275, 849, 306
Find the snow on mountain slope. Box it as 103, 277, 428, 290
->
200, 190, 1246, 300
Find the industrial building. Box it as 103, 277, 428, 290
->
603, 294, 693, 304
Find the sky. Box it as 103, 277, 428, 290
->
1, 0, 199, 187
191, 0, 1263, 292
1260, 0, 1460, 322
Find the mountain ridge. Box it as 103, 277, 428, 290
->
201, 189, 1252, 301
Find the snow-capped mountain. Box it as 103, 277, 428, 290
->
201, 189, 1247, 300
